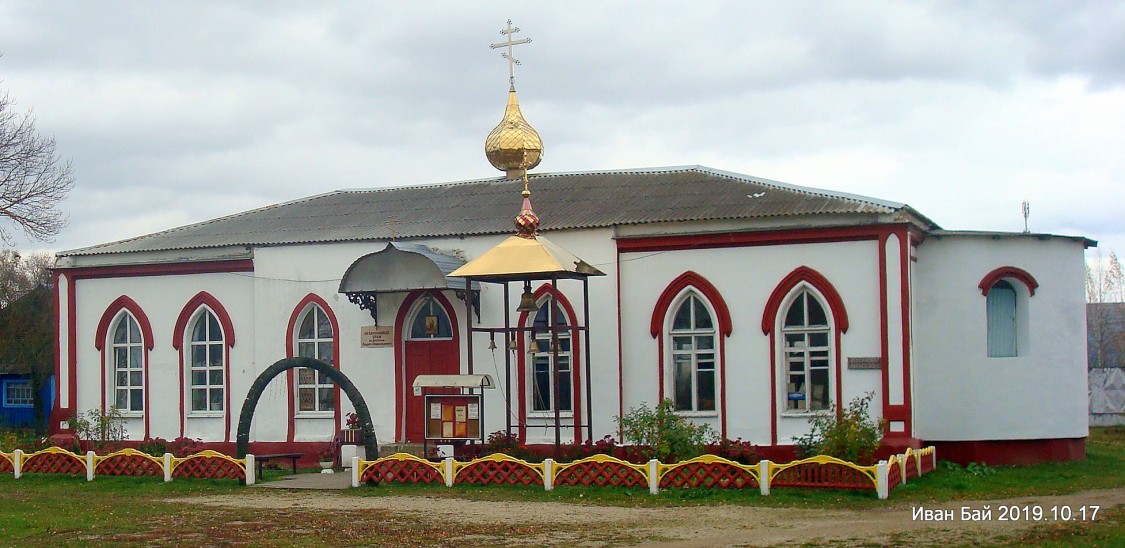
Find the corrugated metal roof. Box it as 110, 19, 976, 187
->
59, 165, 924, 257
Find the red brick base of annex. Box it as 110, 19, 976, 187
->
926, 438, 1086, 466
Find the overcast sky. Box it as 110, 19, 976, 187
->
1, 1, 1122, 259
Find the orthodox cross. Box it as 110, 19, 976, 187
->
490, 19, 531, 86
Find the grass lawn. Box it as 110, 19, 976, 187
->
0, 427, 1121, 546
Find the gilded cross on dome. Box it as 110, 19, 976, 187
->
490, 19, 531, 87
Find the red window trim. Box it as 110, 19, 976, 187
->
978, 266, 1039, 296
94, 295, 155, 439
284, 294, 342, 443
515, 283, 583, 444
762, 266, 849, 445
172, 291, 235, 442
649, 271, 731, 438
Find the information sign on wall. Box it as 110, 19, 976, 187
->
847, 356, 883, 370
360, 326, 393, 348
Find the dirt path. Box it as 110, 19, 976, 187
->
170, 487, 1125, 546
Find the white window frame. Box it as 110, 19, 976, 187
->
527, 297, 574, 417
295, 304, 335, 415
188, 308, 225, 415
3, 379, 33, 408
667, 291, 718, 415
110, 311, 145, 415
780, 287, 833, 415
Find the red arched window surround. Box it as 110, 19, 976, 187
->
978, 266, 1039, 296
649, 271, 732, 437
760, 266, 849, 335
284, 294, 342, 443
649, 271, 732, 338
94, 295, 155, 439
172, 291, 236, 441
392, 290, 461, 441
515, 283, 582, 444
761, 266, 848, 445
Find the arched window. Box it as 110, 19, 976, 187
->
529, 300, 572, 414
669, 293, 717, 412
112, 313, 144, 413
189, 309, 225, 412
295, 305, 335, 412
781, 290, 831, 412
978, 267, 1037, 358
409, 295, 453, 340
986, 280, 1018, 357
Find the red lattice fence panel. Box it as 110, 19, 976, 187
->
22, 451, 86, 475
555, 460, 647, 488
771, 461, 875, 491
887, 462, 903, 489
172, 456, 244, 480
904, 454, 919, 480
0, 454, 13, 473
455, 459, 542, 486
360, 459, 443, 484
96, 454, 164, 477
920, 452, 935, 475
660, 462, 757, 489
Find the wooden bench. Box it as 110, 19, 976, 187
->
255, 452, 303, 477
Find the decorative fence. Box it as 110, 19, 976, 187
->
0, 447, 254, 484
354, 446, 938, 499
1, 445, 938, 498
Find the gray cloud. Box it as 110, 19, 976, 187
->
0, 0, 1121, 257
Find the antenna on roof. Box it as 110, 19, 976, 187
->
1022, 200, 1030, 233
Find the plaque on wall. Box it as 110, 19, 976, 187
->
847, 356, 882, 370
361, 326, 393, 348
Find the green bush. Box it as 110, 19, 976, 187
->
69, 406, 128, 452
616, 399, 716, 462
793, 392, 884, 465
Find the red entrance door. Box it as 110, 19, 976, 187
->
403, 338, 459, 442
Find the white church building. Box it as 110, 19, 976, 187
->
49, 83, 1093, 466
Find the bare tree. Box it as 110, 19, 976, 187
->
1, 89, 74, 244
0, 249, 52, 308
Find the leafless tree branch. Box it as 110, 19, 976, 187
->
0, 89, 75, 244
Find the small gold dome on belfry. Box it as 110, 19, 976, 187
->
485, 86, 543, 179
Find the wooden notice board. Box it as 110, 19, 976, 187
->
425, 394, 482, 441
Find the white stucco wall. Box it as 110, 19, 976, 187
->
618, 239, 885, 446
72, 271, 255, 442
65, 228, 621, 447
912, 235, 1089, 441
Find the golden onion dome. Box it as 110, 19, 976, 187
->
485, 87, 543, 178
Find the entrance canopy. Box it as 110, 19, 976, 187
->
412, 374, 495, 393
340, 242, 479, 322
